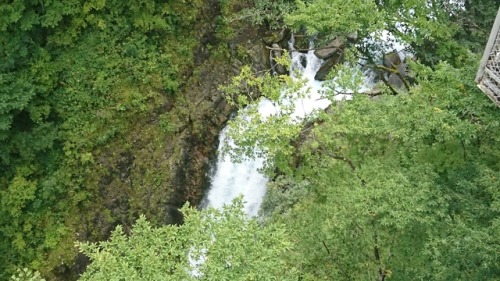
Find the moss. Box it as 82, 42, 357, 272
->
14, 0, 272, 278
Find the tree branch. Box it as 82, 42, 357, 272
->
322, 240, 331, 255
265, 45, 342, 53
374, 65, 411, 91
371, 219, 387, 281
380, 76, 400, 96
321, 150, 367, 186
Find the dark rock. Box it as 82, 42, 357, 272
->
262, 29, 286, 45
382, 51, 407, 89
165, 205, 184, 225
271, 43, 287, 74
383, 51, 402, 68
387, 63, 407, 89
300, 55, 307, 69
314, 38, 344, 60
387, 73, 403, 89
363, 87, 383, 96
347, 32, 358, 42
314, 53, 342, 81
201, 31, 216, 46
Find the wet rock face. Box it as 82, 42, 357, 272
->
382, 51, 408, 89
312, 37, 347, 81
387, 64, 407, 89
57, 1, 270, 279
383, 51, 402, 68
263, 29, 286, 45
315, 53, 342, 81
173, 28, 270, 210
261, 28, 291, 75
271, 43, 288, 74
314, 38, 345, 60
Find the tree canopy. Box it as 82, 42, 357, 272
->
1, 0, 203, 278
217, 0, 500, 280
261, 60, 500, 280
2, 0, 500, 280
78, 199, 293, 281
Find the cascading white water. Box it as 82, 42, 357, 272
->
192, 35, 406, 279
204, 38, 354, 216
204, 136, 268, 216
192, 32, 409, 278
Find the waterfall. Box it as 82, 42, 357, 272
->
203, 38, 357, 217
203, 133, 268, 216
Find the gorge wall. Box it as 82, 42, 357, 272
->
54, 1, 280, 279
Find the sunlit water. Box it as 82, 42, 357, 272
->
203, 37, 357, 216
191, 33, 408, 277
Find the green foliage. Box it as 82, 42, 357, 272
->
213, 2, 500, 280
451, 0, 500, 53
78, 199, 294, 280
219, 64, 310, 171
220, 3, 499, 277
0, 0, 204, 278
10, 268, 45, 281
3, 0, 500, 280
259, 175, 309, 217
230, 0, 295, 29
286, 0, 383, 37
283, 0, 472, 66
259, 60, 500, 280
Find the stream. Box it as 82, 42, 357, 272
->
203, 38, 355, 216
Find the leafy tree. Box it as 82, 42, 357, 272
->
10, 268, 45, 281
219, 61, 310, 171
78, 199, 294, 280
229, 0, 295, 29
256, 59, 500, 280
451, 0, 500, 53
0, 0, 204, 278
3, 0, 499, 279
222, 2, 500, 279
247, 0, 470, 66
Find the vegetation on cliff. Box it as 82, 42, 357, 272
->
79, 198, 292, 280
1, 0, 207, 278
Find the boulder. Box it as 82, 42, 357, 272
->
346, 32, 358, 42
314, 53, 342, 81
383, 51, 402, 68
262, 29, 286, 45
314, 38, 344, 60
387, 63, 407, 89
271, 43, 287, 75
300, 55, 307, 69
382, 51, 407, 90
246, 43, 268, 72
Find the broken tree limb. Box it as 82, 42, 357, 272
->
265, 45, 344, 53
373, 64, 411, 91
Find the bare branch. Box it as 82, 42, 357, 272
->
265, 45, 342, 53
